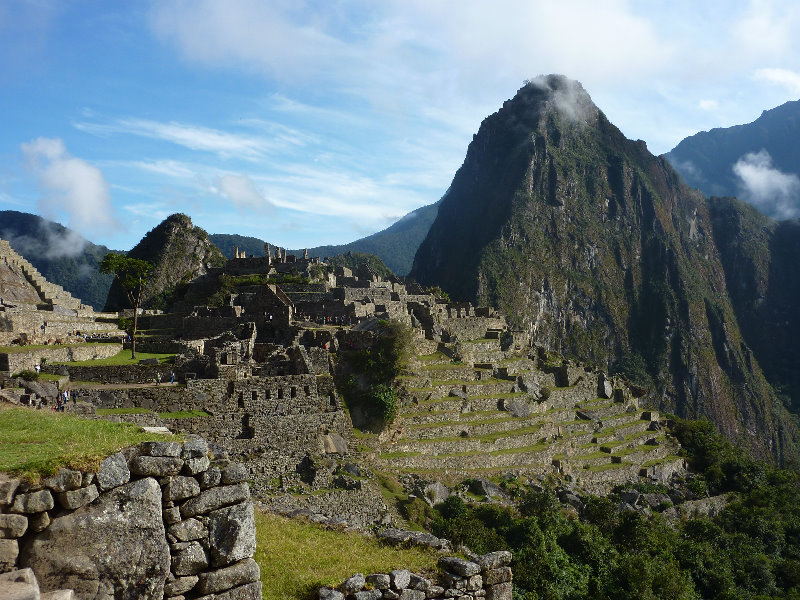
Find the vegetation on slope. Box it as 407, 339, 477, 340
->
423, 419, 800, 600
324, 251, 395, 280
254, 511, 438, 599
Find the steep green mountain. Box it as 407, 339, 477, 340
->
708, 197, 800, 412
665, 99, 800, 218
411, 75, 797, 462
0, 210, 114, 310
209, 200, 439, 274
104, 213, 226, 312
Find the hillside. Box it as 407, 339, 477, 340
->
411, 75, 797, 463
104, 213, 226, 312
209, 200, 439, 275
0, 211, 114, 310
708, 197, 800, 412
665, 99, 800, 219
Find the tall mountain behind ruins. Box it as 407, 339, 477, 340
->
410, 75, 798, 463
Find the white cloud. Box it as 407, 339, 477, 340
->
21, 137, 118, 240
754, 68, 800, 96
75, 118, 273, 160
213, 173, 275, 212
733, 149, 800, 219
698, 99, 719, 111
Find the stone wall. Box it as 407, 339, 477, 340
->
74, 374, 354, 494
44, 362, 173, 384
1, 342, 122, 375
0, 438, 261, 600
319, 552, 513, 600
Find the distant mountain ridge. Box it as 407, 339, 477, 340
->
665, 99, 800, 219
0, 210, 114, 310
209, 200, 440, 275
411, 75, 798, 463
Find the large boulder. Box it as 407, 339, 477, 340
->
19, 477, 170, 600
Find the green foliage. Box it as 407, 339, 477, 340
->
427, 286, 450, 302
612, 352, 654, 389
368, 384, 398, 423
17, 370, 40, 382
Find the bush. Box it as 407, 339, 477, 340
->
17, 370, 39, 382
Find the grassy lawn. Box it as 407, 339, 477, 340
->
0, 405, 179, 481
53, 350, 175, 366
255, 511, 438, 599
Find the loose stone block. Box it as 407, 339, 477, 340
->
439, 557, 480, 577
172, 540, 209, 576
196, 581, 262, 600
220, 463, 248, 485
0, 514, 28, 538
180, 482, 250, 518
366, 574, 391, 589
0, 568, 39, 600
184, 456, 211, 475
140, 441, 182, 457
0, 477, 21, 505
355, 591, 382, 600
426, 585, 445, 598
483, 568, 512, 585
476, 551, 512, 570
169, 518, 206, 542
466, 574, 483, 591
341, 573, 366, 593
391, 569, 411, 590
382, 590, 400, 599
164, 476, 201, 502
409, 574, 431, 591
196, 557, 260, 594
0, 538, 19, 570
318, 587, 345, 600
11, 489, 54, 514
440, 572, 466, 590
399, 590, 425, 600
129, 456, 184, 477
485, 583, 512, 600
163, 506, 181, 525
27, 511, 50, 533
207, 501, 256, 567
43, 469, 82, 492
198, 467, 222, 489
96, 453, 130, 491
55, 484, 98, 510
182, 438, 208, 459
41, 590, 75, 600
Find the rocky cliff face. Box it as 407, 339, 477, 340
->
411, 75, 797, 462
104, 214, 226, 312
708, 197, 800, 413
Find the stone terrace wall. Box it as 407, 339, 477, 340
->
319, 552, 513, 600
0, 438, 261, 600
74, 374, 354, 493
1, 342, 122, 375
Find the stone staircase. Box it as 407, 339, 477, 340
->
0, 240, 87, 312
375, 335, 685, 494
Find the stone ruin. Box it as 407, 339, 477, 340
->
0, 439, 260, 600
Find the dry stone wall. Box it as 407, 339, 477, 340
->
1, 343, 121, 375
319, 552, 513, 600
0, 438, 261, 600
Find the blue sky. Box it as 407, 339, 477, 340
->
2, 1, 800, 252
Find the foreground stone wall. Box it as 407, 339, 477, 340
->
319, 552, 513, 600
0, 438, 261, 600
1, 342, 121, 375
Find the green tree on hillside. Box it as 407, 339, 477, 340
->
100, 252, 152, 358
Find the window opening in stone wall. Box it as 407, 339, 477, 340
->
251, 390, 258, 402
304, 385, 310, 395
278, 387, 284, 400
238, 392, 244, 409
266, 389, 271, 399
290, 387, 297, 398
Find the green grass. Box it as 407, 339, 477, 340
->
0, 406, 179, 480
52, 350, 175, 366
255, 511, 438, 599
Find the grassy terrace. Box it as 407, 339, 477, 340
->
0, 342, 115, 354
255, 507, 439, 599
0, 405, 179, 480
53, 350, 176, 366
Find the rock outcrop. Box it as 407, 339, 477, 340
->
410, 75, 798, 463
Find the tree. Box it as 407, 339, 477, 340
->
100, 252, 152, 358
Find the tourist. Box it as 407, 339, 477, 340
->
170, 371, 175, 385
